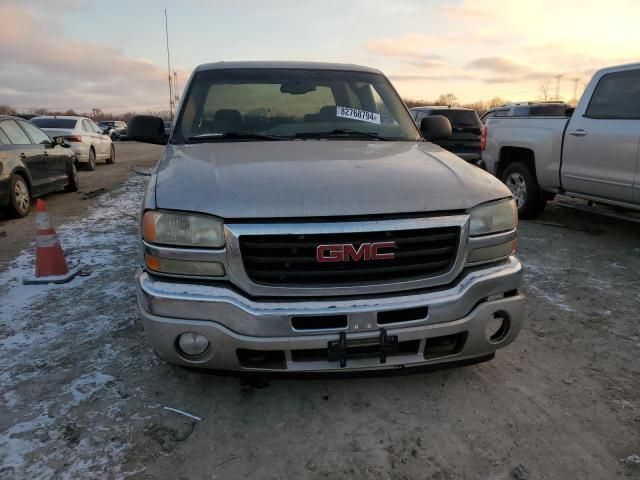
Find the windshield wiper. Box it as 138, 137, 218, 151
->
295, 129, 389, 141
188, 132, 287, 142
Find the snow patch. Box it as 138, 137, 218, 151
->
0, 175, 149, 479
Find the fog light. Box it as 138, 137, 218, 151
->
486, 312, 510, 343
177, 332, 210, 356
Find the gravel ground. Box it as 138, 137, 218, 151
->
0, 143, 638, 479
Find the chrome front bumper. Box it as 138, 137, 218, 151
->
137, 256, 525, 372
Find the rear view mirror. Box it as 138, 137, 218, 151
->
128, 115, 169, 144
280, 80, 317, 95
420, 115, 452, 141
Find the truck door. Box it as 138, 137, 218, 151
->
561, 68, 640, 203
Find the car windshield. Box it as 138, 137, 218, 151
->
31, 118, 77, 129
434, 110, 482, 127
172, 68, 420, 143
99, 121, 115, 126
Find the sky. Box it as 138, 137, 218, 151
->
0, 0, 638, 113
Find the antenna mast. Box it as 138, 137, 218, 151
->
164, 9, 174, 120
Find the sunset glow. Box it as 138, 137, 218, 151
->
0, 0, 637, 112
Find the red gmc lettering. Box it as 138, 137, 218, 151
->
316, 242, 396, 262
316, 245, 344, 262
370, 241, 396, 260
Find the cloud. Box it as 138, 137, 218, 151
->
366, 34, 450, 67
466, 57, 530, 75
0, 2, 184, 112
389, 73, 476, 82
363, 0, 640, 101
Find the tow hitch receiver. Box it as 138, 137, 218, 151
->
328, 328, 399, 368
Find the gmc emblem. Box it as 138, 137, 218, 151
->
316, 241, 396, 263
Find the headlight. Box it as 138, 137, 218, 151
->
142, 210, 224, 247
469, 199, 517, 236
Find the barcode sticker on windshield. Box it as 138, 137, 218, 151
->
336, 106, 380, 124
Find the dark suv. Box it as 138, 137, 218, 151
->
98, 120, 128, 140
410, 107, 483, 165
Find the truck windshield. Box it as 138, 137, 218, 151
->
172, 68, 420, 143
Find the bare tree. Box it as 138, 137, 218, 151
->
436, 93, 457, 106
539, 79, 552, 101
31, 108, 49, 115
403, 98, 429, 108
90, 108, 104, 120
487, 97, 507, 109
0, 104, 16, 115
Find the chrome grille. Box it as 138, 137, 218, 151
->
239, 226, 460, 286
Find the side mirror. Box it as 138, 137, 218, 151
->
128, 115, 169, 144
52, 136, 70, 147
420, 115, 452, 141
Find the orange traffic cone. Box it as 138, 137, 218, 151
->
23, 199, 80, 285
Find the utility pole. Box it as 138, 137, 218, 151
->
173, 71, 180, 108
164, 9, 174, 120
568, 77, 582, 102
554, 74, 564, 100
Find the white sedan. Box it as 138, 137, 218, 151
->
31, 116, 115, 171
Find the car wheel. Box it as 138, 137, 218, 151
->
85, 148, 96, 171
110, 132, 117, 141
3, 174, 31, 218
65, 161, 79, 192
501, 162, 547, 219
106, 144, 115, 164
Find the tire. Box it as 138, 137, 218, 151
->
110, 132, 117, 141
501, 162, 547, 219
65, 161, 79, 192
3, 174, 31, 218
106, 144, 115, 164
84, 148, 96, 171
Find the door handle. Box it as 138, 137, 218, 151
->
43, 150, 48, 156
569, 129, 588, 137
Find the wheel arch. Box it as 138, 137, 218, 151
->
497, 147, 537, 181
11, 166, 32, 193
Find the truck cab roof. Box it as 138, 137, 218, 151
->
196, 61, 383, 74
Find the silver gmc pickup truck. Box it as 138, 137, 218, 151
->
129, 61, 524, 373
483, 62, 640, 219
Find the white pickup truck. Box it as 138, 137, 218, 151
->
482, 62, 640, 218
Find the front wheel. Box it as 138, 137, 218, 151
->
3, 174, 31, 218
106, 144, 115, 164
501, 162, 547, 219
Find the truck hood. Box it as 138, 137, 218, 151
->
154, 141, 511, 219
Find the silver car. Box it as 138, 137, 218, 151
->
31, 116, 115, 171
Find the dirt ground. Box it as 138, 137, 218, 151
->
0, 143, 639, 480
